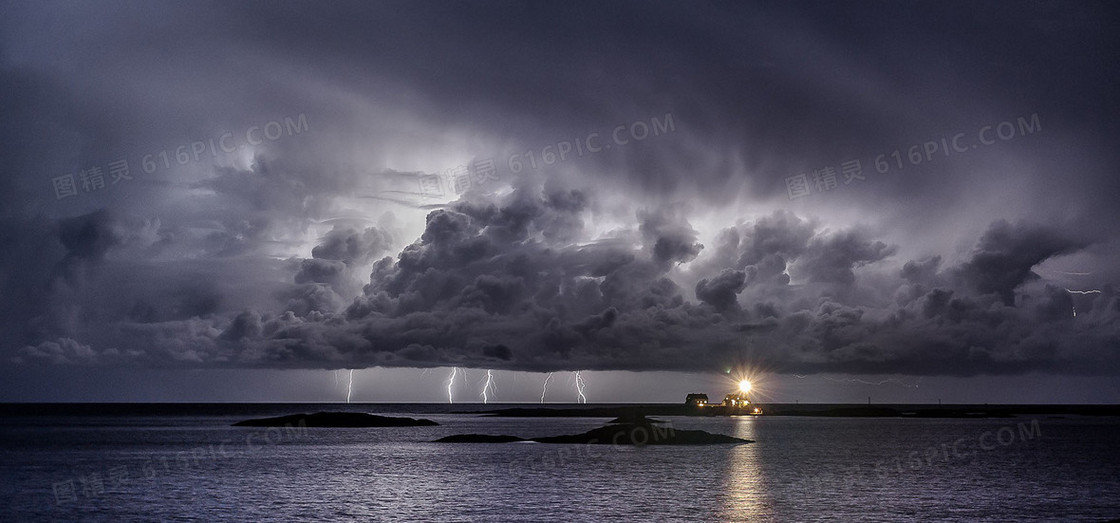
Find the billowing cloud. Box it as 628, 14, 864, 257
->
954, 220, 1088, 305
9, 181, 1117, 378
1, 1, 1118, 390
696, 269, 747, 312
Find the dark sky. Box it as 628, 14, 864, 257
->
2, 0, 1119, 402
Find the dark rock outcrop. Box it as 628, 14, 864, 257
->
233, 412, 438, 427
607, 412, 667, 424
531, 422, 749, 445
434, 434, 528, 443
436, 414, 750, 445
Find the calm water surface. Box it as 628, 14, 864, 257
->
1, 404, 1118, 521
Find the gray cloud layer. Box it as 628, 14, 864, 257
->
2, 1, 1118, 378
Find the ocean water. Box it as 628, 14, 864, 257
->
1, 404, 1118, 522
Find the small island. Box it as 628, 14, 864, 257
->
233, 412, 438, 427
436, 414, 750, 445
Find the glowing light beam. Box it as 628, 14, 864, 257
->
540, 372, 553, 403
1065, 289, 1101, 318
791, 374, 922, 389
346, 369, 354, 404
481, 369, 496, 404
446, 367, 460, 404
822, 376, 921, 388
574, 371, 587, 404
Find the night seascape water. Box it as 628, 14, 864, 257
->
2, 404, 1118, 521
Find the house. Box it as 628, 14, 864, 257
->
685, 393, 709, 407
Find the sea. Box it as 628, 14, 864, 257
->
1, 403, 1118, 522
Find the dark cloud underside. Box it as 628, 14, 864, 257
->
1, 0, 1118, 383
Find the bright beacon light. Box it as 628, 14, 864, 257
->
738, 379, 752, 394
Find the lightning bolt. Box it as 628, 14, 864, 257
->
792, 374, 921, 389
574, 371, 587, 404
1066, 289, 1103, 318
346, 369, 354, 403
481, 369, 496, 404
821, 376, 922, 389
540, 372, 553, 403
446, 367, 460, 404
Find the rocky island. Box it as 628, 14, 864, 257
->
436, 414, 750, 445
233, 412, 438, 427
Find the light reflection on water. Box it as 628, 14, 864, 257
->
3, 408, 1120, 521
719, 417, 774, 522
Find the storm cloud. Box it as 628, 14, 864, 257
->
2, 1, 1119, 388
